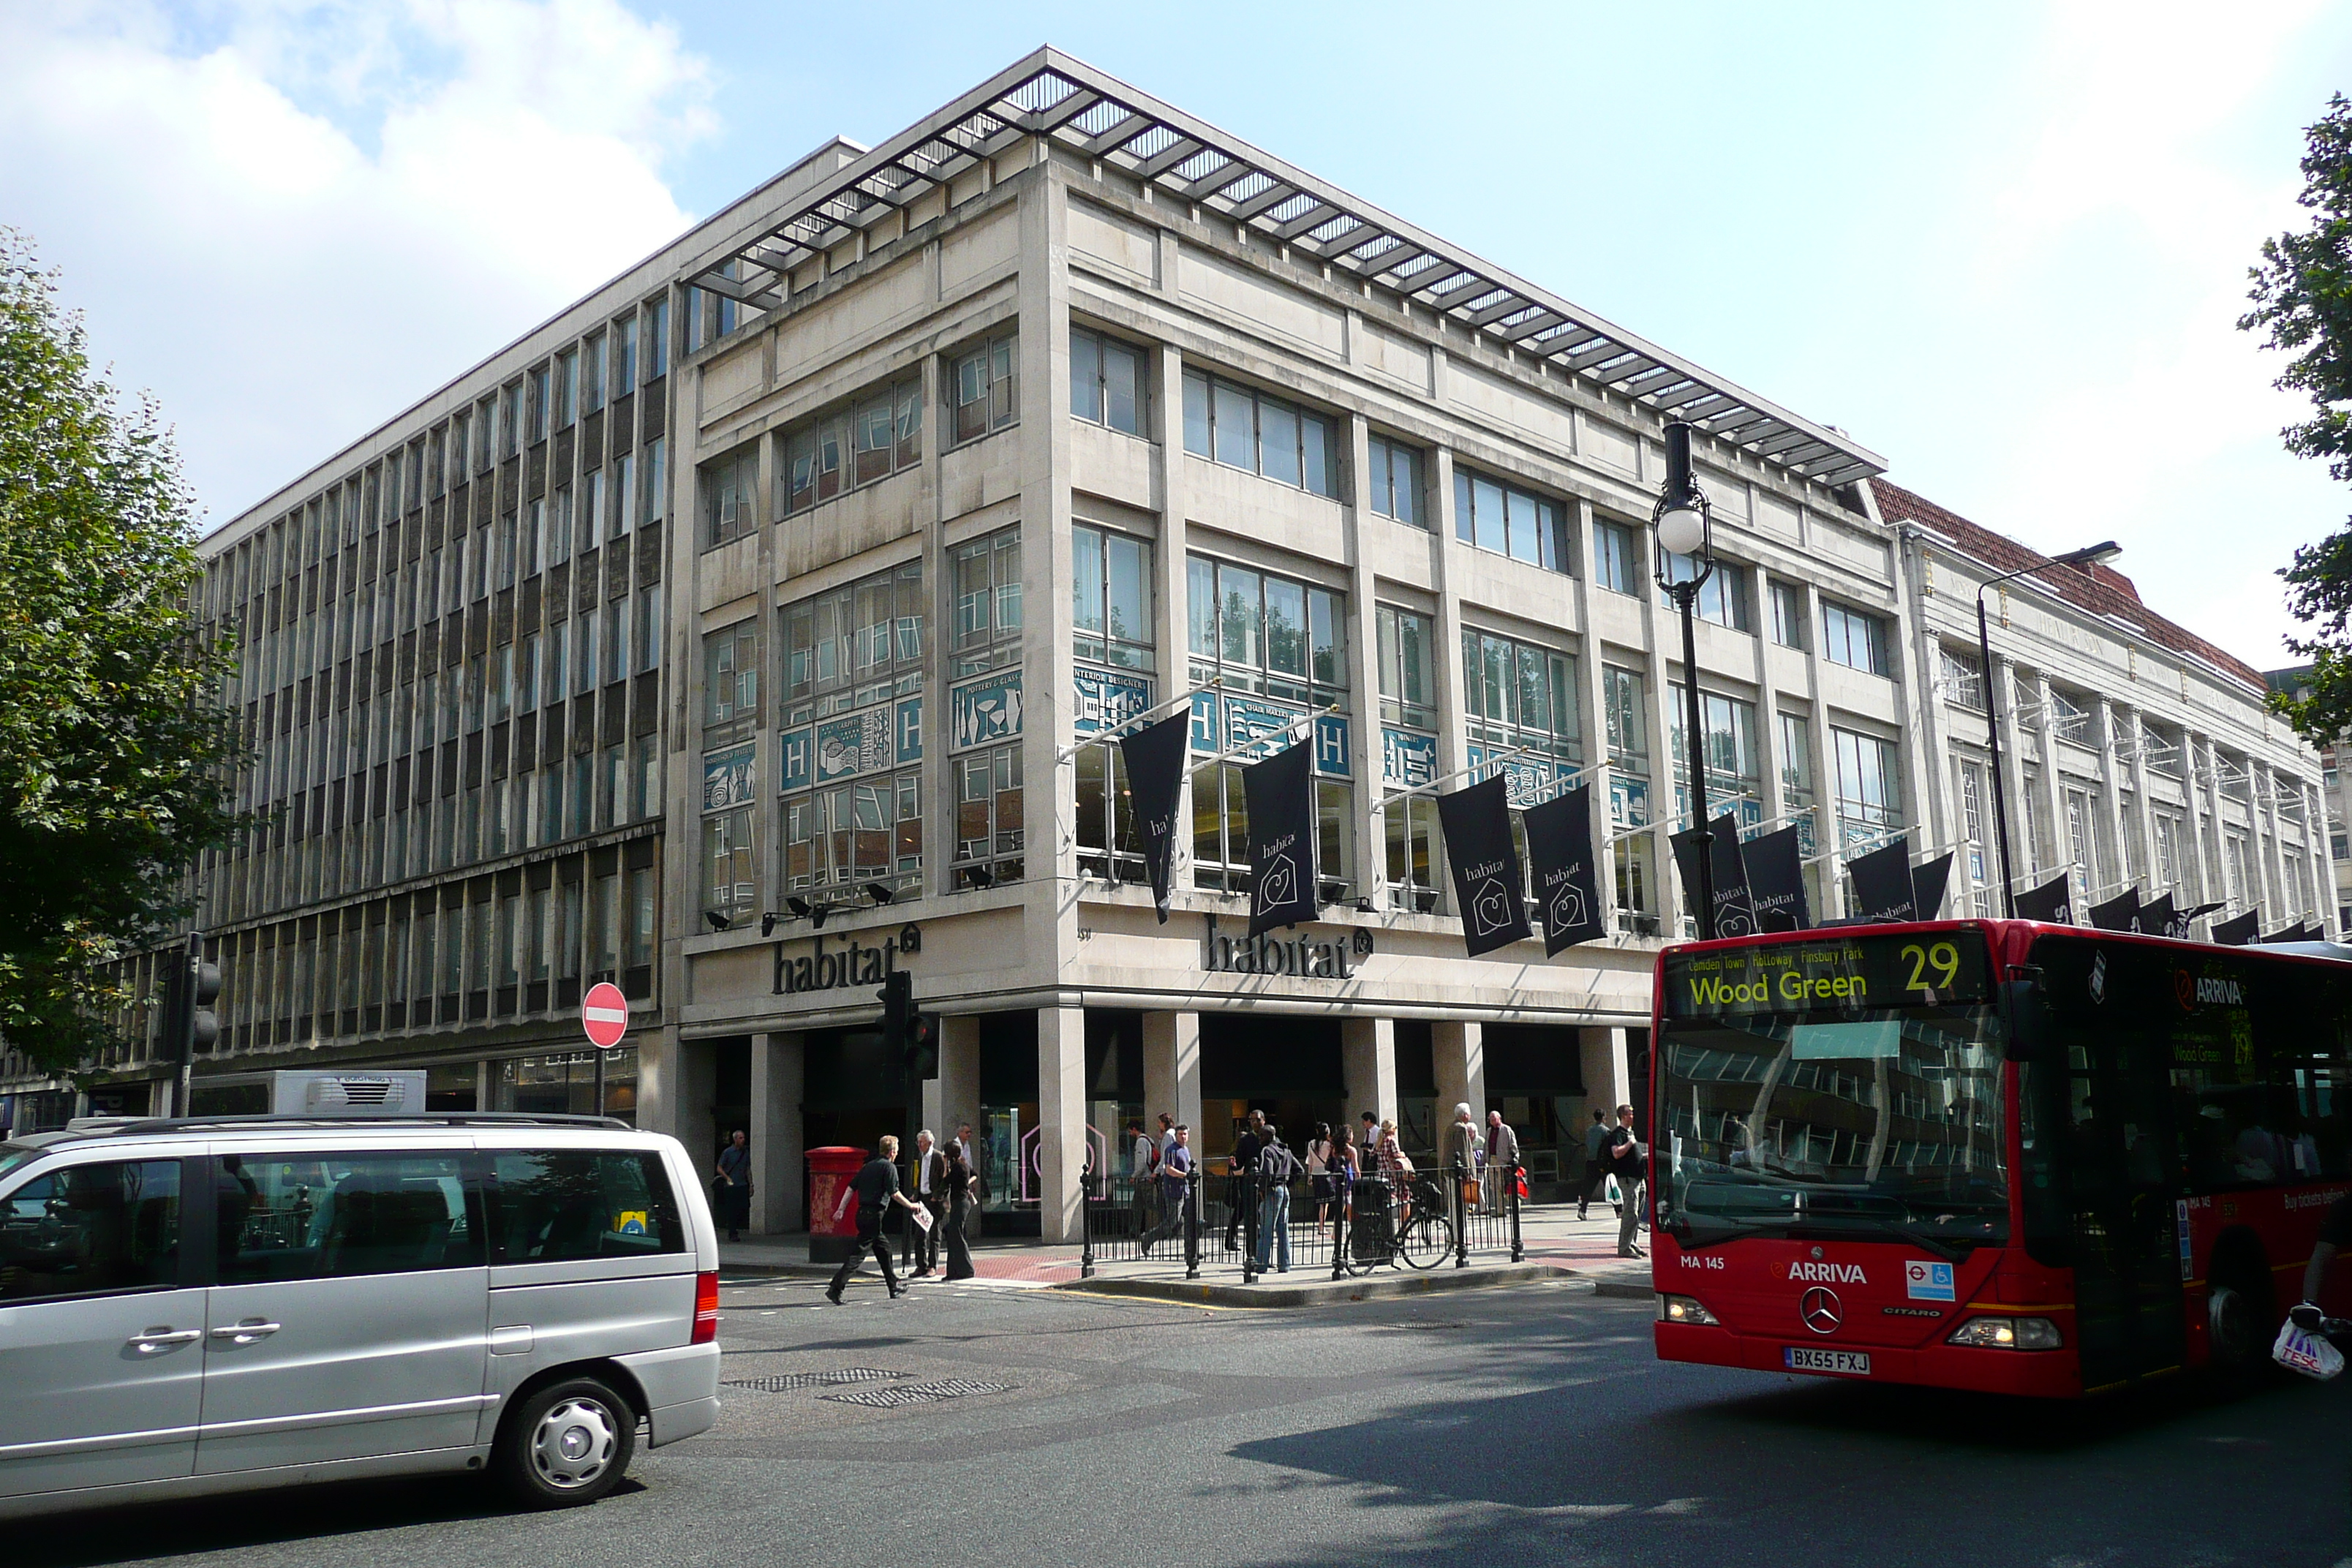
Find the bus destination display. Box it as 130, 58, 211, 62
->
1665, 931, 1991, 1018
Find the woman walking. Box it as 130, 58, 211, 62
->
1305, 1122, 1334, 1225
943, 1138, 978, 1281
714, 1128, 751, 1243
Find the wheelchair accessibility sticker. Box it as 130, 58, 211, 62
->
1905, 1260, 1956, 1302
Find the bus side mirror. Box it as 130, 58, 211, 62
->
2001, 977, 2052, 1063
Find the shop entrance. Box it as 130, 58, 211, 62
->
1199, 1014, 1346, 1167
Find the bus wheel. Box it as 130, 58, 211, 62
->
2208, 1264, 2275, 1382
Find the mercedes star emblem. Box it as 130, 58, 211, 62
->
1801, 1286, 1844, 1335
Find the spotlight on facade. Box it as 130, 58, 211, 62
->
785, 897, 813, 919
760, 912, 780, 938
810, 902, 832, 930
705, 910, 732, 933
864, 881, 896, 905
965, 865, 995, 890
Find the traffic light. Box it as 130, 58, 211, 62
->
160, 935, 222, 1064
874, 970, 938, 1081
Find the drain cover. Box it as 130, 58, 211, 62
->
724, 1368, 905, 1392
820, 1378, 1011, 1408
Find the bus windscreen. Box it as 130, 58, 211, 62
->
1658, 930, 2008, 1252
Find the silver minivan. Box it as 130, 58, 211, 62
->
0, 1113, 720, 1518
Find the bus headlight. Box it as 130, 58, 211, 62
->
1947, 1315, 2062, 1350
1658, 1294, 1720, 1326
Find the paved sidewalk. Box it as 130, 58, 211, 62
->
717, 1202, 1656, 1300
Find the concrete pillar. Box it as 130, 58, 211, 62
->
1038, 1004, 1086, 1243
658, 1033, 717, 1160
938, 1012, 981, 1153
1141, 1009, 1202, 1134
1580, 1026, 1630, 1117
1341, 1015, 1395, 1129
749, 1031, 803, 1234
1431, 1019, 1485, 1142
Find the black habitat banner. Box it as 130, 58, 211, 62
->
2212, 908, 2261, 946
1707, 812, 1757, 938
1742, 825, 1812, 932
1524, 783, 1605, 954
1120, 710, 1191, 924
2016, 873, 2073, 924
1847, 837, 1916, 924
1435, 774, 1531, 957
2087, 887, 2142, 932
1243, 741, 1318, 937
1911, 852, 1955, 923
2139, 892, 2176, 938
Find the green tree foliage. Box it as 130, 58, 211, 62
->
2244, 95, 2352, 742
0, 230, 245, 1074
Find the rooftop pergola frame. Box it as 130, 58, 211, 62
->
690, 48, 1885, 491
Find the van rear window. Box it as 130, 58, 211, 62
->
493, 1150, 683, 1262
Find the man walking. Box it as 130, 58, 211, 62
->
826, 1134, 916, 1303
1484, 1109, 1519, 1216
1255, 1123, 1300, 1273
1578, 1109, 1613, 1221
905, 1129, 946, 1278
1129, 1117, 1159, 1237
1140, 1124, 1193, 1256
1603, 1105, 1647, 1258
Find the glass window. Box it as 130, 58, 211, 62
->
781, 559, 924, 723
1376, 606, 1435, 729
1454, 465, 1568, 573
1771, 581, 1809, 649
1832, 726, 1901, 851
704, 445, 758, 549
528, 366, 550, 445
702, 619, 760, 749
1182, 367, 1338, 497
1594, 519, 1638, 595
1940, 645, 1984, 709
490, 1150, 682, 1262
1669, 687, 1760, 823
1072, 524, 1153, 670
1462, 627, 1580, 776
1823, 602, 1890, 675
949, 527, 1021, 678
612, 316, 637, 393
781, 377, 921, 516
1365, 435, 1423, 527
214, 1152, 480, 1283
554, 349, 577, 429
581, 333, 605, 415
0, 1160, 181, 1303
1659, 556, 1752, 632
785, 772, 922, 895
1070, 326, 1146, 436
702, 806, 755, 919
951, 330, 1018, 443
647, 297, 668, 378
953, 743, 1024, 886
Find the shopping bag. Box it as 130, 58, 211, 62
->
1515, 1172, 1530, 1200
2272, 1316, 2345, 1380
1461, 1179, 1482, 1207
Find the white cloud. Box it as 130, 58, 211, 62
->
0, 0, 712, 527
1883, 0, 2345, 668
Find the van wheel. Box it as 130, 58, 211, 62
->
2208, 1267, 2275, 1383
497, 1376, 636, 1508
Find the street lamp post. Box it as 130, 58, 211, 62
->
1973, 541, 2122, 917
1654, 421, 1718, 941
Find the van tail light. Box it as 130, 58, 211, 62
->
693, 1270, 720, 1344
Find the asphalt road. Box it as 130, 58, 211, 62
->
10, 1274, 2350, 1568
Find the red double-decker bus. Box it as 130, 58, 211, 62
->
1648, 919, 2351, 1397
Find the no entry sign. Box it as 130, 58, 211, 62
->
581, 982, 629, 1049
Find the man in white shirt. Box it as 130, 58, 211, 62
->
905, 1129, 946, 1277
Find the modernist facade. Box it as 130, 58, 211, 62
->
10, 52, 2325, 1241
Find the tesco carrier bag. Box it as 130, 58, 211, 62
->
2272, 1316, 2345, 1380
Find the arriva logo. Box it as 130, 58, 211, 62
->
1788, 1261, 1866, 1284
2176, 970, 2244, 1009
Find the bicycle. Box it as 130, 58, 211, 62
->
1337, 1173, 1454, 1275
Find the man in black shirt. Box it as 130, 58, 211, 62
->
1224, 1111, 1266, 1253
1604, 1104, 1646, 1259
827, 1135, 916, 1303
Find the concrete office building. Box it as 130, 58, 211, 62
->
2263, 665, 2352, 934
12, 50, 2318, 1239
1880, 484, 2331, 936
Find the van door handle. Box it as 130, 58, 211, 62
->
210, 1319, 282, 1345
128, 1328, 202, 1353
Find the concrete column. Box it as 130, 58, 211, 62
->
657, 1033, 717, 1162
1341, 1015, 1395, 1128
2092, 696, 2128, 899
749, 1031, 803, 1234
1341, 411, 1384, 910
1428, 444, 1468, 916
1431, 1019, 1485, 1137
1037, 1003, 1086, 1243
1580, 1026, 1630, 1117
1153, 345, 1194, 892
1141, 1009, 1202, 1134
938, 1012, 981, 1150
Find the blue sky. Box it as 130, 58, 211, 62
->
4, 1, 2348, 667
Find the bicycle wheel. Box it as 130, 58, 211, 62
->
1398, 1212, 1454, 1270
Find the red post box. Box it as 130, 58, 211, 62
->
805, 1146, 868, 1264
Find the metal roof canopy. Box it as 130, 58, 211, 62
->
689, 48, 1886, 491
